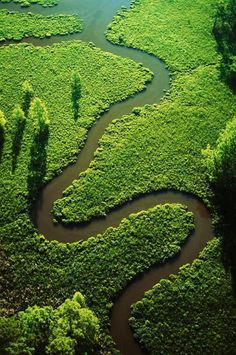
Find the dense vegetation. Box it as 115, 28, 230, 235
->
53, 65, 236, 223
214, 0, 236, 89
0, 40, 151, 226
0, 9, 83, 41
0, 292, 100, 355
50, 0, 236, 352
54, 0, 236, 224
0, 204, 193, 351
130, 238, 236, 354
0, 0, 59, 7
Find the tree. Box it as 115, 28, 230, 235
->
47, 292, 100, 355
203, 115, 236, 291
0, 110, 6, 162
213, 0, 236, 89
0, 292, 100, 355
27, 98, 50, 200
12, 105, 26, 171
29, 98, 50, 134
22, 81, 34, 117
71, 72, 81, 119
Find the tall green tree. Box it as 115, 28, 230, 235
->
0, 292, 100, 355
203, 115, 236, 291
12, 105, 26, 171
71, 72, 81, 119
22, 80, 34, 117
27, 98, 50, 200
213, 0, 236, 88
0, 110, 6, 162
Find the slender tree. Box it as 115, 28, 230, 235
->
28, 98, 50, 200
0, 110, 6, 162
22, 80, 34, 117
12, 105, 26, 171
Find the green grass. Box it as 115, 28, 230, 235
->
53, 65, 236, 223
0, 204, 193, 349
130, 238, 236, 354
0, 40, 151, 226
53, 0, 236, 224
0, 0, 59, 7
106, 0, 220, 71
0, 9, 83, 41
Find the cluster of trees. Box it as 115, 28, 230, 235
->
203, 115, 236, 290
9, 80, 50, 199
213, 0, 236, 89
0, 292, 100, 355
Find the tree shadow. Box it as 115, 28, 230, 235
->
12, 119, 25, 172
27, 127, 49, 201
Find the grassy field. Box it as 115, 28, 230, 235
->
130, 238, 236, 354
0, 9, 83, 41
0, 0, 59, 7
53, 65, 236, 223
0, 40, 151, 226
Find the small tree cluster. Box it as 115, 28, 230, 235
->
0, 292, 100, 355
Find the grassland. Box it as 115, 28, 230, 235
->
130, 238, 236, 354
54, 0, 236, 224
0, 0, 58, 7
0, 9, 83, 41
0, 40, 151, 226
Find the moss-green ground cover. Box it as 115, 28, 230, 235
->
0, 0, 58, 7
130, 238, 236, 354
0, 204, 193, 348
54, 0, 236, 224
0, 9, 83, 41
0, 40, 151, 226
54, 65, 236, 223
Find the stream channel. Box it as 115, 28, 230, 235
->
0, 1, 214, 353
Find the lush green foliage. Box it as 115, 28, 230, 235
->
0, 204, 193, 349
0, 0, 59, 7
203, 115, 236, 192
0, 40, 151, 225
0, 292, 100, 355
214, 0, 236, 88
0, 9, 83, 42
106, 0, 220, 71
130, 238, 236, 354
53, 65, 236, 223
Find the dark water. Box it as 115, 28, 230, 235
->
0, 1, 214, 354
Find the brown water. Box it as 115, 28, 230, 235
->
0, 1, 214, 354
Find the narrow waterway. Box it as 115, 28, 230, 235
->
0, 1, 214, 354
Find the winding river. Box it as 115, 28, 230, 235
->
1, 1, 214, 354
